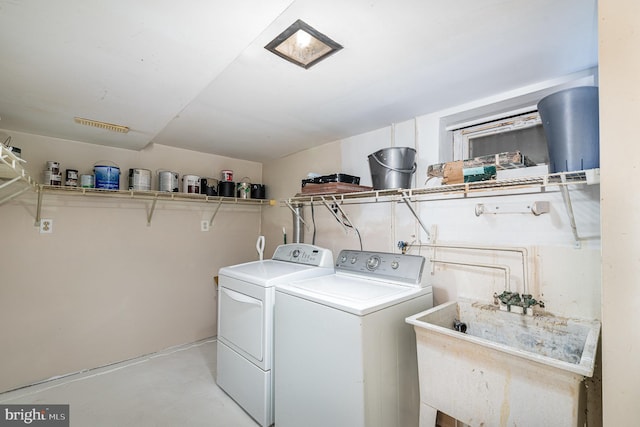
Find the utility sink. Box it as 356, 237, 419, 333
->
405, 300, 600, 427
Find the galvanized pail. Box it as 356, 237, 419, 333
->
368, 147, 417, 189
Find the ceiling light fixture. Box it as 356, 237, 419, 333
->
265, 19, 342, 69
74, 117, 129, 133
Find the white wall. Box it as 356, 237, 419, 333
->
600, 0, 640, 424
263, 71, 602, 423
265, 71, 601, 319
0, 131, 263, 392
261, 140, 343, 257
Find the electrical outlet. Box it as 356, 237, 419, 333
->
200, 220, 210, 232
40, 219, 53, 234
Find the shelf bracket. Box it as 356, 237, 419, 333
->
284, 200, 310, 230
146, 197, 158, 226
208, 199, 224, 227
0, 175, 22, 191
0, 184, 31, 206
320, 196, 352, 235
330, 195, 357, 232
401, 191, 431, 240
559, 175, 581, 248
35, 185, 45, 226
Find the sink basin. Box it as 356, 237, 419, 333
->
405, 299, 600, 427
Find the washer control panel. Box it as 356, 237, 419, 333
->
336, 250, 426, 286
272, 244, 334, 268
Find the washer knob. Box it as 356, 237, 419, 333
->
366, 255, 381, 271
350, 256, 358, 264
391, 260, 400, 269
340, 255, 348, 263
292, 249, 300, 258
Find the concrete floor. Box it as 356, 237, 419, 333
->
0, 339, 258, 426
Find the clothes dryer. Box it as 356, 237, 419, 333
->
217, 244, 333, 427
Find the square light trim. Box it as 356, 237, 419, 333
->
265, 19, 342, 69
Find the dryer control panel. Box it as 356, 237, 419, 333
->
272, 244, 334, 268
336, 250, 426, 286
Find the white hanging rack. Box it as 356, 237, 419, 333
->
0, 145, 38, 205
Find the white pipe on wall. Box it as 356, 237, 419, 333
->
410, 242, 530, 295
430, 258, 511, 293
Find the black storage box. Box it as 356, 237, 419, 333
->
301, 173, 360, 187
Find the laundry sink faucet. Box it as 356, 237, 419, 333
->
493, 291, 544, 315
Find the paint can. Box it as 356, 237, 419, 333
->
158, 170, 179, 192
218, 181, 235, 197
221, 170, 233, 182
43, 170, 62, 186
80, 174, 94, 188
128, 168, 151, 191
94, 163, 120, 190
250, 183, 266, 199
236, 178, 251, 199
182, 174, 201, 193
46, 161, 60, 174
65, 169, 78, 187
201, 178, 219, 196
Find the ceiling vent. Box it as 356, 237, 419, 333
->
74, 117, 129, 133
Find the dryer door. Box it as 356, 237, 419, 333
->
218, 284, 265, 365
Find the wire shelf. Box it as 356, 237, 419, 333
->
283, 170, 597, 205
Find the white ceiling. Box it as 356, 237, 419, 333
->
0, 0, 598, 162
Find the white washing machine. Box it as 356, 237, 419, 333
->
216, 244, 334, 427
274, 249, 433, 427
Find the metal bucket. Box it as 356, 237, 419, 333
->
158, 170, 179, 192
367, 147, 417, 189
128, 168, 151, 190
43, 170, 62, 186
46, 161, 60, 174
537, 86, 599, 173
237, 178, 251, 199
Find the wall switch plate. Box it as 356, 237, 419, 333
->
200, 220, 210, 232
40, 219, 53, 234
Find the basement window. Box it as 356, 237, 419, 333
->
452, 111, 549, 165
